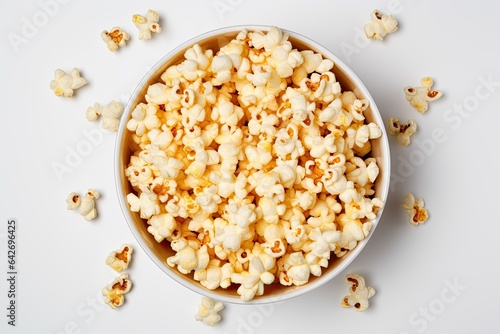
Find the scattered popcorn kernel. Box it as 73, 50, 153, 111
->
66, 189, 100, 221
86, 101, 124, 132
101, 27, 129, 52
341, 274, 375, 311
364, 9, 398, 41
102, 274, 132, 310
50, 68, 87, 98
194, 296, 224, 326
132, 9, 161, 40
124, 26, 385, 301
404, 77, 443, 113
79, 189, 100, 221
388, 117, 417, 146
105, 244, 133, 272
402, 193, 428, 225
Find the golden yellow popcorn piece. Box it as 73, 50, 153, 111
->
102, 274, 132, 310
402, 193, 428, 225
101, 27, 129, 52
105, 244, 133, 272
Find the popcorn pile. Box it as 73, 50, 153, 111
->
124, 26, 385, 301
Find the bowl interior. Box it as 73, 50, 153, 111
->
115, 26, 390, 304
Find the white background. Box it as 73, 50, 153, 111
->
1, 0, 499, 333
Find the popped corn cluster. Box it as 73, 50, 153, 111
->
392, 77, 441, 223
102, 245, 134, 309
124, 26, 385, 301
100, 10, 161, 51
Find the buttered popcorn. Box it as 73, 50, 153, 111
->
50, 68, 87, 98
132, 10, 161, 40
404, 77, 443, 113
195, 296, 224, 326
66, 189, 100, 221
101, 27, 129, 52
402, 193, 428, 225
106, 244, 133, 272
102, 274, 132, 309
124, 26, 385, 301
364, 9, 399, 41
388, 117, 417, 146
341, 273, 376, 311
86, 100, 124, 132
